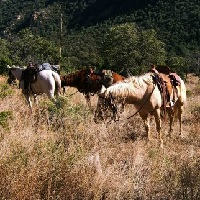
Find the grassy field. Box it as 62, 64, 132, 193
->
0, 74, 200, 200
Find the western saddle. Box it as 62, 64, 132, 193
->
151, 65, 181, 108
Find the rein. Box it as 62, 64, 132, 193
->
126, 84, 156, 120
106, 83, 156, 122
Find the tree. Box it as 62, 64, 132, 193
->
0, 38, 12, 74
9, 29, 60, 65
100, 23, 166, 74
167, 56, 188, 79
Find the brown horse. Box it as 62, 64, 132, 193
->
60, 68, 125, 106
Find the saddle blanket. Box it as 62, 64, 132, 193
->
37, 63, 60, 72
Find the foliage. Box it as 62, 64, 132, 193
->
9, 29, 60, 65
0, 0, 199, 75
100, 23, 166, 74
0, 71, 200, 199
0, 39, 12, 74
0, 110, 12, 129
0, 84, 13, 99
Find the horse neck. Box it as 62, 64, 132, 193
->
62, 72, 82, 86
106, 77, 152, 100
12, 68, 23, 80
112, 73, 124, 83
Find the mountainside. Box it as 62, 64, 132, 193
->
1, 0, 199, 51
69, 0, 158, 27
0, 0, 199, 74
0, 0, 158, 34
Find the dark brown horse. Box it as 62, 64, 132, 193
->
60, 68, 125, 106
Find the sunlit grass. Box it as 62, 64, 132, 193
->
0, 74, 199, 199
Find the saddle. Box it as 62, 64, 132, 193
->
37, 63, 60, 73
152, 65, 181, 107
155, 65, 181, 86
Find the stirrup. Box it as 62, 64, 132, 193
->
166, 101, 174, 107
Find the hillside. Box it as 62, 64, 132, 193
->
0, 74, 200, 198
0, 0, 199, 55
0, 0, 199, 77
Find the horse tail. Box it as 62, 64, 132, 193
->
179, 79, 187, 105
52, 71, 61, 96
172, 79, 187, 121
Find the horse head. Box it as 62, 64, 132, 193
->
94, 85, 125, 123
7, 65, 18, 85
80, 68, 93, 81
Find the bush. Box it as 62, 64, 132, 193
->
0, 110, 12, 129
0, 84, 13, 98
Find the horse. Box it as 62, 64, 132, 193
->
94, 72, 186, 147
60, 68, 125, 106
7, 65, 61, 112
149, 64, 187, 134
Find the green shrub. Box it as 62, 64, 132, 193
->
191, 106, 200, 120
0, 84, 13, 98
0, 110, 12, 129
186, 89, 193, 97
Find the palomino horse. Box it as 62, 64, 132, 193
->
60, 68, 125, 106
94, 72, 186, 147
7, 65, 61, 112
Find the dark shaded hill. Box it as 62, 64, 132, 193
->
69, 0, 158, 27
0, 0, 199, 58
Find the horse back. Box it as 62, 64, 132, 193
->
112, 72, 125, 83
30, 70, 60, 94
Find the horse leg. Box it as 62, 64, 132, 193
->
46, 89, 57, 105
171, 101, 183, 136
62, 87, 66, 95
139, 112, 150, 141
33, 94, 38, 105
153, 108, 163, 148
166, 107, 174, 137
55, 86, 61, 98
177, 102, 183, 136
85, 94, 91, 108
25, 94, 33, 113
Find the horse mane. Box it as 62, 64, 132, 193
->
125, 73, 153, 87
105, 73, 153, 97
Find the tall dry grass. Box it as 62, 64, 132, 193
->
0, 74, 200, 200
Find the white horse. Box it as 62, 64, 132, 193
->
7, 65, 61, 112
94, 72, 186, 147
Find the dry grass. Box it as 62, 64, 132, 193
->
0, 74, 200, 200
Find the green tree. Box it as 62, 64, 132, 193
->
167, 56, 188, 79
100, 23, 166, 74
9, 29, 60, 65
0, 38, 12, 74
